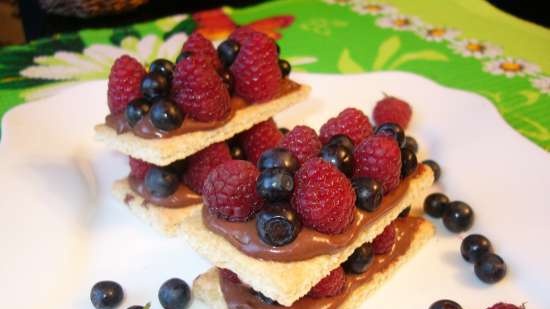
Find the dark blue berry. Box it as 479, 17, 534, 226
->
90, 281, 124, 309
423, 159, 441, 182
176, 51, 191, 64
220, 71, 234, 93
375, 123, 405, 148
141, 72, 170, 100
400, 147, 418, 178
127, 306, 144, 309
403, 136, 418, 153
217, 39, 240, 67
352, 177, 383, 212
158, 278, 191, 309
125, 98, 151, 127
327, 134, 354, 152
229, 144, 245, 160
424, 193, 449, 218
145, 167, 179, 198
257, 148, 299, 173
250, 289, 279, 305
278, 59, 291, 77
461, 234, 493, 264
429, 299, 462, 309
398, 206, 411, 218
256, 204, 301, 247
320, 144, 354, 177
474, 253, 506, 283
150, 99, 183, 131
150, 59, 175, 80
256, 168, 294, 202
442, 201, 474, 233
343, 242, 374, 274
279, 127, 289, 135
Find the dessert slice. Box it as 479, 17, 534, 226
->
193, 216, 434, 309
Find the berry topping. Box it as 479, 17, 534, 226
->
203, 160, 263, 221
172, 55, 230, 122
257, 147, 299, 173
461, 234, 494, 264
182, 142, 232, 194
475, 253, 507, 284
149, 58, 175, 80
278, 125, 322, 164
320, 108, 373, 145
326, 134, 355, 153
423, 159, 442, 182
343, 242, 374, 274
107, 55, 146, 114
400, 147, 418, 178
150, 98, 184, 131
90, 281, 124, 309
429, 300, 463, 309
219, 268, 241, 284
230, 31, 281, 102
238, 119, 283, 164
375, 122, 405, 148
403, 135, 418, 153
175, 51, 191, 64
228, 26, 257, 45
442, 201, 474, 233
424, 193, 449, 218
144, 167, 180, 198
307, 266, 346, 298
256, 203, 301, 247
256, 168, 294, 202
129, 157, 152, 180
351, 177, 383, 212
320, 143, 354, 177
125, 98, 151, 127
487, 303, 524, 309
217, 39, 240, 67
141, 72, 170, 100
372, 222, 396, 255
353, 135, 401, 193
158, 278, 191, 309
292, 158, 355, 234
278, 59, 291, 77
182, 32, 221, 70
373, 95, 412, 129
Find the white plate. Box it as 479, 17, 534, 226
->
1, 72, 549, 309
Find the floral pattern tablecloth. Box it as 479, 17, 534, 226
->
0, 0, 549, 150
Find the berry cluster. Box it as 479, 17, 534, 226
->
430, 300, 524, 309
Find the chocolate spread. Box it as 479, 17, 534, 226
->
219, 217, 424, 309
127, 176, 202, 208
203, 165, 425, 262
105, 79, 300, 139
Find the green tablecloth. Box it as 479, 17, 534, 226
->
0, 0, 549, 150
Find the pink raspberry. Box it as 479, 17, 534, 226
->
372, 222, 396, 255
107, 55, 146, 114
307, 266, 346, 298
182, 142, 232, 194
353, 135, 401, 193
237, 118, 283, 164
373, 96, 412, 129
278, 125, 321, 164
182, 32, 221, 71
129, 157, 152, 180
487, 303, 524, 309
319, 108, 373, 146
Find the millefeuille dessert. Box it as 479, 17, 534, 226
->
95, 28, 309, 235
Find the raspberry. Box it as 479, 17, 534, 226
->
172, 55, 231, 121
307, 266, 346, 298
237, 119, 283, 164
182, 142, 232, 194
218, 268, 241, 284
372, 222, 396, 255
353, 135, 401, 193
182, 32, 221, 71
203, 160, 263, 221
129, 157, 152, 180
373, 96, 412, 129
279, 125, 321, 164
107, 55, 146, 114
292, 158, 355, 234
229, 26, 257, 45
230, 31, 281, 103
487, 303, 524, 309
319, 108, 373, 146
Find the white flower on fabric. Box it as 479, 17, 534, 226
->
323, 0, 352, 6
450, 39, 503, 59
376, 14, 423, 31
351, 1, 397, 16
531, 76, 550, 94
416, 25, 460, 42
484, 57, 540, 78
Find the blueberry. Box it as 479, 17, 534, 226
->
474, 253, 507, 284
375, 123, 405, 148
257, 148, 299, 173
158, 278, 191, 309
403, 135, 418, 153
125, 98, 151, 127
423, 159, 441, 182
429, 299, 462, 309
278, 59, 291, 77
150, 99, 184, 131
150, 59, 175, 80
141, 72, 170, 100
279, 127, 290, 135
229, 144, 245, 160
400, 147, 418, 178
256, 168, 294, 202
90, 281, 124, 309
352, 177, 383, 212
319, 144, 354, 177
127, 306, 146, 309
176, 51, 191, 64
442, 201, 474, 233
327, 134, 354, 153
343, 242, 374, 274
217, 39, 240, 67
220, 71, 234, 93
144, 167, 180, 198
461, 234, 493, 263
398, 206, 411, 218
250, 289, 278, 305
423, 193, 449, 218
256, 204, 301, 246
